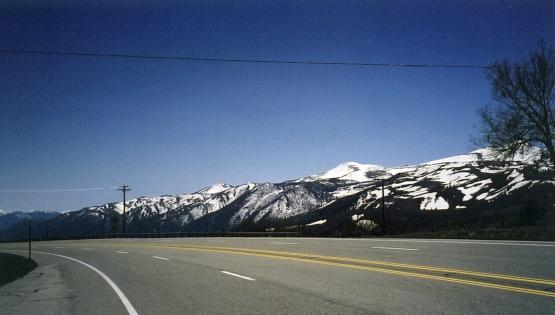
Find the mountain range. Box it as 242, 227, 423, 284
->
1, 148, 554, 240
0, 211, 60, 232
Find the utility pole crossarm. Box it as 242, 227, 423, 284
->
117, 185, 131, 235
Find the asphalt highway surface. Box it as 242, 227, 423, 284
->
1, 237, 554, 314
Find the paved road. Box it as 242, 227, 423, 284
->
1, 237, 554, 314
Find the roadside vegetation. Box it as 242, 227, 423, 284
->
0, 252, 37, 287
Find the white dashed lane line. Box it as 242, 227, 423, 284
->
371, 246, 419, 251
152, 256, 169, 260
220, 271, 256, 281
115, 250, 129, 254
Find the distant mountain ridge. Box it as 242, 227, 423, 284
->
0, 211, 60, 231
2, 148, 554, 239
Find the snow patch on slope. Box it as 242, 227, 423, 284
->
424, 147, 540, 165
420, 195, 449, 210
200, 183, 231, 195
458, 179, 492, 201
300, 161, 385, 182
307, 219, 326, 226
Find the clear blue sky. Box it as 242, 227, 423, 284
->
1, 1, 553, 212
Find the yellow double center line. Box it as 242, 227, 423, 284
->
57, 242, 555, 298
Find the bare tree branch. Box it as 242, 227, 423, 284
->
476, 40, 555, 166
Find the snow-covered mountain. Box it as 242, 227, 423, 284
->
422, 147, 540, 165
2, 148, 554, 239
297, 161, 385, 182
357, 148, 550, 212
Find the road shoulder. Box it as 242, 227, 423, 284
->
0, 260, 72, 315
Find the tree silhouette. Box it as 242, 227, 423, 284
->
477, 40, 554, 165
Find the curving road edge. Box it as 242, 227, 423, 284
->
14, 250, 139, 315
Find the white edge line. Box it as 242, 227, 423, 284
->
220, 271, 256, 281
23, 250, 138, 315
270, 242, 298, 245
366, 239, 555, 247
371, 246, 419, 251
152, 256, 169, 260
281, 237, 555, 247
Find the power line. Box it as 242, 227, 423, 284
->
0, 187, 117, 193
0, 48, 491, 69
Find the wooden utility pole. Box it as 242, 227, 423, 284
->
431, 207, 435, 233
157, 208, 161, 236
118, 185, 131, 235
28, 220, 32, 261
381, 179, 386, 235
